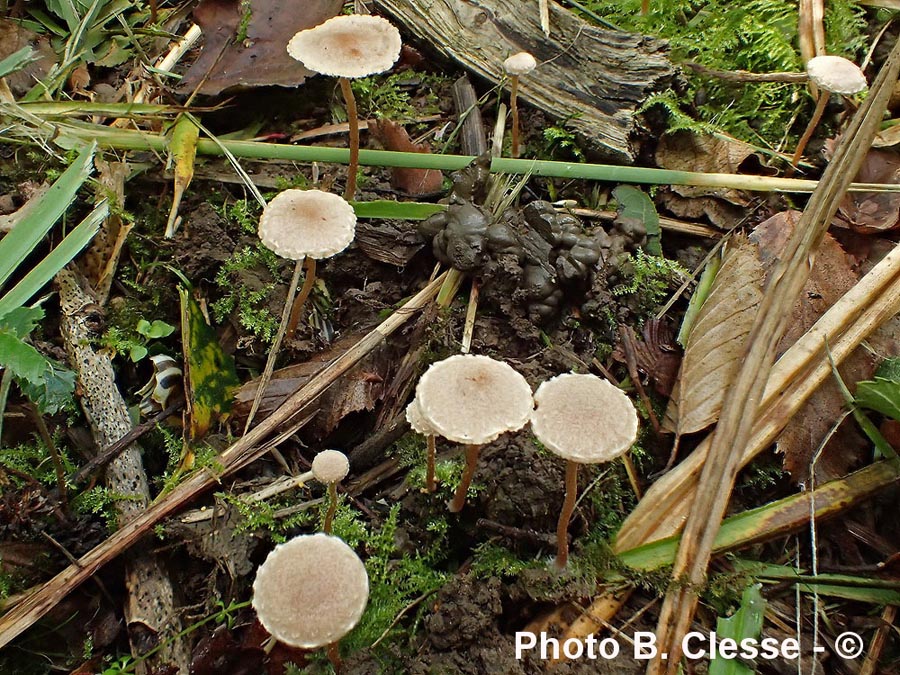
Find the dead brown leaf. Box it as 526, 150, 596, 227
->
612, 318, 681, 397
0, 19, 56, 97
368, 119, 444, 196
838, 148, 900, 233
664, 234, 765, 434
179, 0, 342, 96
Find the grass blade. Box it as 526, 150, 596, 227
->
351, 200, 446, 220
0, 142, 96, 292
0, 201, 107, 319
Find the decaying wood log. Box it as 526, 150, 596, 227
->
55, 268, 189, 675
374, 0, 675, 162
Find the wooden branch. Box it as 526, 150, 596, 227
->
55, 268, 189, 674
373, 0, 675, 162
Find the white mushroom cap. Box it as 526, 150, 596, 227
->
405, 397, 434, 436
806, 55, 867, 95
504, 52, 537, 76
252, 533, 369, 648
312, 449, 350, 484
287, 15, 402, 80
530, 373, 638, 464
258, 189, 356, 260
415, 354, 533, 445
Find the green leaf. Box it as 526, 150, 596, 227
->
0, 201, 106, 320
18, 360, 75, 415
179, 286, 240, 438
351, 200, 447, 221
0, 142, 96, 295
0, 46, 37, 79
613, 185, 661, 255
129, 344, 148, 363
136, 319, 175, 340
710, 584, 765, 675
856, 377, 900, 422
678, 252, 721, 347
0, 307, 45, 338
0, 330, 50, 384
875, 357, 900, 382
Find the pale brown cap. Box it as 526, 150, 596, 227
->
806, 55, 867, 95
415, 354, 533, 445
405, 397, 434, 436
258, 189, 356, 260
530, 373, 638, 464
504, 52, 537, 76
287, 15, 402, 80
252, 533, 368, 648
312, 449, 350, 484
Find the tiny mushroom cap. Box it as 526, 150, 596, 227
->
287, 15, 402, 79
258, 189, 356, 261
531, 373, 638, 464
252, 532, 369, 648
504, 51, 537, 76
312, 449, 350, 484
405, 397, 434, 436
415, 354, 533, 445
806, 55, 867, 95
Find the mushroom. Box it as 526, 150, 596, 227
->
530, 373, 638, 569
406, 397, 437, 492
415, 354, 533, 512
503, 52, 537, 158
253, 532, 368, 670
312, 449, 350, 534
790, 55, 867, 172
288, 15, 402, 200
244, 189, 356, 432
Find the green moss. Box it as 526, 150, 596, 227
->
211, 243, 281, 344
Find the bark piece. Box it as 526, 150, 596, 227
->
56, 268, 188, 674
373, 0, 675, 162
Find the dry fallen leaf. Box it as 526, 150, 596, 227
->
0, 19, 56, 97
179, 0, 342, 96
838, 148, 900, 233
664, 233, 765, 434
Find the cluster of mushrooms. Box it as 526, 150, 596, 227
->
246, 10, 625, 669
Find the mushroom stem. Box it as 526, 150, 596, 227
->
286, 257, 317, 341
789, 92, 829, 174
340, 77, 360, 201
448, 444, 482, 513
510, 75, 522, 158
323, 481, 338, 534
425, 434, 437, 492
554, 460, 579, 569
244, 257, 304, 433
327, 641, 342, 673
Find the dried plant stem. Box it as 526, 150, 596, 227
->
789, 93, 829, 173
243, 259, 304, 434
340, 77, 359, 201
554, 461, 579, 569
286, 257, 317, 340
461, 280, 479, 353
646, 36, 900, 675
449, 444, 482, 513
509, 75, 522, 158
323, 482, 338, 534
425, 435, 437, 492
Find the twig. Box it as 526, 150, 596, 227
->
682, 61, 808, 83
859, 604, 897, 675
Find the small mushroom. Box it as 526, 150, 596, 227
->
406, 397, 437, 492
244, 189, 357, 432
312, 449, 350, 534
503, 52, 537, 158
252, 532, 368, 670
288, 15, 402, 200
415, 354, 533, 512
530, 373, 638, 569
790, 55, 867, 172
